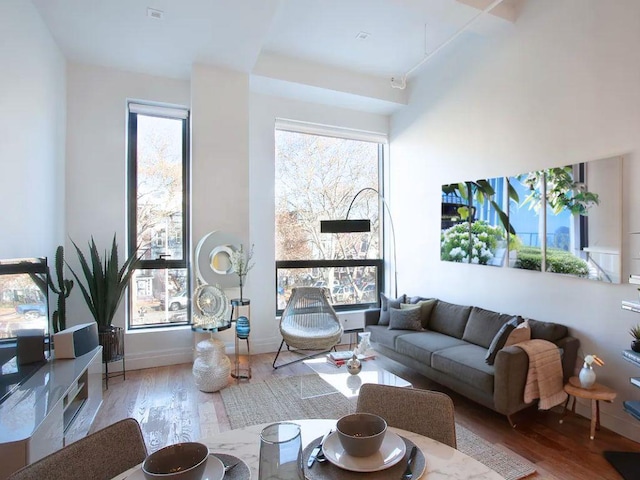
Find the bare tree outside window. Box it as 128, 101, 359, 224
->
275, 130, 383, 310
128, 108, 190, 328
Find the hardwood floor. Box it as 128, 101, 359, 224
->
91, 351, 640, 479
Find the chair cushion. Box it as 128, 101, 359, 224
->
428, 301, 471, 338
395, 331, 468, 365
389, 307, 422, 331
431, 344, 495, 395
378, 293, 407, 326
463, 307, 517, 349
485, 316, 521, 365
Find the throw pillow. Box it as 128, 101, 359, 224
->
402, 299, 437, 328
485, 316, 521, 365
388, 307, 422, 331
378, 293, 407, 326
504, 320, 531, 347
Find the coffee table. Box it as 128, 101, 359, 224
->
302, 355, 411, 399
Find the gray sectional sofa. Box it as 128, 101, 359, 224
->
364, 297, 579, 425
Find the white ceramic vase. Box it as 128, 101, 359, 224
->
579, 363, 596, 389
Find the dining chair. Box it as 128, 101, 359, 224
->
356, 384, 457, 448
8, 418, 148, 480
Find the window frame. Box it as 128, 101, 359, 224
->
274, 122, 388, 315
126, 103, 191, 330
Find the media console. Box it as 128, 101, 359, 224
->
0, 346, 102, 479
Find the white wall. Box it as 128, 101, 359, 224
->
65, 64, 193, 368
249, 93, 389, 353
390, 0, 640, 441
0, 1, 66, 259
63, 61, 389, 367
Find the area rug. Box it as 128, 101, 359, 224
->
220, 374, 537, 479
603, 451, 640, 480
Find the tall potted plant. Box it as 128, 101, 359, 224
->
68, 234, 140, 363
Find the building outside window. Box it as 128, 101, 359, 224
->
274, 121, 387, 313
127, 103, 190, 328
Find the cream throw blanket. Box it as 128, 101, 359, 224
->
516, 339, 567, 410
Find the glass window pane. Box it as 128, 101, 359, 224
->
275, 131, 380, 261
0, 271, 48, 340
277, 265, 379, 310
136, 115, 184, 261
130, 268, 188, 327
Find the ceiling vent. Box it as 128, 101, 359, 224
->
147, 7, 164, 20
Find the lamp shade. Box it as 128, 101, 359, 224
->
320, 219, 371, 233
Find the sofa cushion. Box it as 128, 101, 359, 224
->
378, 293, 407, 326
431, 344, 495, 395
462, 307, 517, 349
389, 307, 422, 331
527, 318, 568, 342
428, 301, 471, 339
402, 299, 436, 328
395, 331, 468, 365
485, 316, 520, 365
365, 325, 410, 350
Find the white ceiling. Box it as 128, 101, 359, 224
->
32, 0, 520, 82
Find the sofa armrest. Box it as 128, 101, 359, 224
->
556, 336, 580, 382
493, 345, 529, 415
364, 309, 381, 327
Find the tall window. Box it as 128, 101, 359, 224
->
127, 103, 190, 328
275, 122, 386, 313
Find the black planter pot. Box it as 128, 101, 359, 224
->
632, 339, 640, 353
98, 326, 125, 363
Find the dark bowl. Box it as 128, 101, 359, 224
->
336, 413, 387, 457
142, 442, 209, 480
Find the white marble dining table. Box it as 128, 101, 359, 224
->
112, 418, 505, 479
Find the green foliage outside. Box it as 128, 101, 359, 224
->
515, 246, 589, 276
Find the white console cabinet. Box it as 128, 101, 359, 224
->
0, 346, 103, 480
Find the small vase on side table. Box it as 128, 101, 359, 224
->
579, 363, 597, 389
231, 298, 251, 380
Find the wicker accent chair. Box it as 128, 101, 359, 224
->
8, 418, 148, 480
273, 287, 344, 369
356, 384, 457, 448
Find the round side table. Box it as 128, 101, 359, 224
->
560, 376, 617, 439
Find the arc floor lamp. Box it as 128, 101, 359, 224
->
320, 187, 398, 298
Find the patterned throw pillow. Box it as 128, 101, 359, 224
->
401, 299, 436, 328
388, 307, 422, 331
378, 293, 407, 326
485, 316, 521, 365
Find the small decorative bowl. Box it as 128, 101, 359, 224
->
336, 413, 387, 457
142, 442, 209, 480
